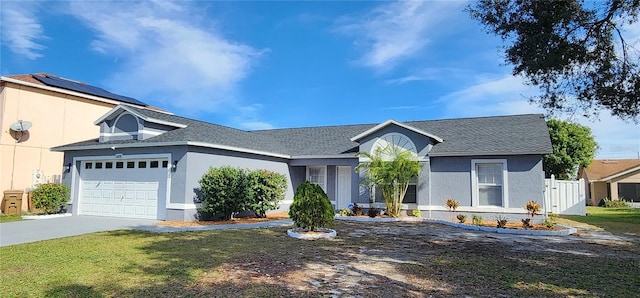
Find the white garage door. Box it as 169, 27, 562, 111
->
79, 159, 168, 219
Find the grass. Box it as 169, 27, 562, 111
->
560, 206, 640, 235
1, 220, 638, 297
0, 214, 23, 223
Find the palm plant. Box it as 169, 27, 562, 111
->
355, 145, 422, 217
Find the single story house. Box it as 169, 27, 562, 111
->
579, 159, 640, 206
53, 104, 553, 221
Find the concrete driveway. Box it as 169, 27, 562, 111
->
0, 215, 158, 247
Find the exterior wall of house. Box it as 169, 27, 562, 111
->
289, 158, 360, 208
588, 182, 608, 205
430, 155, 544, 213
609, 170, 640, 201
179, 148, 293, 221
1, 82, 118, 211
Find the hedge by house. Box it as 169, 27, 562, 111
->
30, 183, 70, 214
197, 167, 287, 220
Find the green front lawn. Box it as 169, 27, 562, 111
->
0, 214, 23, 223
1, 220, 639, 297
561, 206, 640, 235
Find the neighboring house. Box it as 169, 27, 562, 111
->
0, 73, 150, 212
53, 104, 552, 221
579, 159, 640, 205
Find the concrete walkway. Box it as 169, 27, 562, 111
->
0, 216, 292, 247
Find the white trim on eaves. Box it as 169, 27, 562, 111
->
54, 141, 291, 159
350, 119, 444, 143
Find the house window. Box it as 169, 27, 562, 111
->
127, 161, 135, 168
373, 178, 417, 204
307, 166, 326, 192
618, 183, 640, 202
472, 159, 508, 207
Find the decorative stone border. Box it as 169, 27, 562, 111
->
335, 216, 577, 236
21, 213, 72, 220
287, 228, 337, 239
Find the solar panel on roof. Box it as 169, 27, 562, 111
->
32, 74, 147, 106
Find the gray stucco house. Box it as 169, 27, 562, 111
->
53, 104, 552, 221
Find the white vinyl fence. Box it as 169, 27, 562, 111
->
544, 175, 586, 215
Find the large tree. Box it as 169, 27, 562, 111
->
356, 146, 422, 217
469, 0, 640, 122
544, 119, 598, 179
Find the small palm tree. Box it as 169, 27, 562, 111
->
445, 198, 459, 221
355, 145, 422, 217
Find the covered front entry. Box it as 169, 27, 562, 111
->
78, 159, 168, 219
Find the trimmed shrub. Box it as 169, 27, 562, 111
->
248, 170, 287, 218
30, 183, 70, 214
289, 181, 334, 231
197, 167, 251, 220
456, 214, 467, 223
472, 214, 483, 226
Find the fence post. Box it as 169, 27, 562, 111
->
550, 174, 556, 214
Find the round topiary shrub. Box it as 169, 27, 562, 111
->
288, 181, 334, 231
30, 183, 70, 214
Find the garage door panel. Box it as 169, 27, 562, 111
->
79, 159, 166, 220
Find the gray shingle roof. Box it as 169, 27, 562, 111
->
53, 107, 552, 158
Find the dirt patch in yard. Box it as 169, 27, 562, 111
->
189, 220, 639, 297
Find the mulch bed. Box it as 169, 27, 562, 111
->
157, 212, 290, 227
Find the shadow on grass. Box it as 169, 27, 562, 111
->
19, 220, 640, 297
45, 284, 105, 298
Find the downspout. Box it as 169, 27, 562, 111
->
428, 159, 432, 219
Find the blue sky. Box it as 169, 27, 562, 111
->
2, 0, 638, 159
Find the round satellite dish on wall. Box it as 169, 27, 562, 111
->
9, 120, 32, 132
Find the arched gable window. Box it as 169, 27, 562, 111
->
112, 113, 139, 139
370, 132, 418, 160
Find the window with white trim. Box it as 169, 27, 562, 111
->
307, 166, 326, 192
472, 159, 508, 207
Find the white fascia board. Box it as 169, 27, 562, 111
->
51, 141, 188, 152
290, 155, 356, 159
52, 140, 291, 159
1, 76, 146, 109
429, 151, 548, 157
591, 165, 640, 182
93, 104, 186, 128
350, 119, 444, 143
188, 141, 290, 159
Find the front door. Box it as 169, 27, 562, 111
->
336, 166, 352, 210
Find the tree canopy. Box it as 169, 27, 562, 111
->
469, 0, 640, 122
543, 119, 598, 179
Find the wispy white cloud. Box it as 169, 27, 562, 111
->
438, 75, 539, 118
336, 0, 465, 72
0, 2, 47, 60
384, 75, 431, 86
230, 103, 275, 130
440, 74, 639, 159
65, 0, 265, 115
